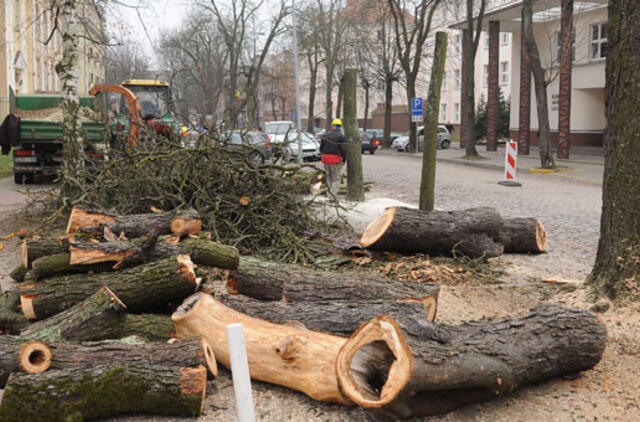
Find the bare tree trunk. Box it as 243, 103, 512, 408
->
588, 0, 640, 300
271, 96, 278, 120
363, 82, 370, 131
383, 78, 393, 148
463, 29, 478, 157
523, 0, 555, 169
336, 82, 343, 120
307, 65, 318, 132
325, 63, 334, 129
343, 69, 364, 201
406, 81, 417, 152
420, 32, 448, 211
280, 97, 286, 120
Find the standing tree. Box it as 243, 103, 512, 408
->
296, 3, 324, 132
588, 0, 640, 300
522, 0, 554, 169
342, 68, 364, 201
388, 0, 440, 152
105, 43, 151, 85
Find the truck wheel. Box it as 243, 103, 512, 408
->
14, 173, 23, 184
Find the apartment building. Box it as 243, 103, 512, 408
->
0, 0, 106, 118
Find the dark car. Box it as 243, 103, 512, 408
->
226, 131, 272, 164
361, 130, 381, 154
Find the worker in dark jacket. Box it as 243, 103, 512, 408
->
320, 119, 347, 194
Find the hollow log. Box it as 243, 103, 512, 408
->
69, 237, 239, 269
9, 264, 27, 282
336, 306, 607, 417
66, 206, 202, 238
0, 364, 207, 421
19, 336, 217, 377
173, 293, 395, 404
0, 337, 29, 387
19, 255, 198, 320
226, 257, 439, 318
220, 295, 433, 335
31, 252, 114, 280
360, 207, 504, 259
498, 217, 548, 253
22, 238, 69, 268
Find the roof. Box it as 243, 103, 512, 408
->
122, 79, 170, 87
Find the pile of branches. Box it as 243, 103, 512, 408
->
60, 133, 329, 262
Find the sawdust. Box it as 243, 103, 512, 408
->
14, 106, 98, 122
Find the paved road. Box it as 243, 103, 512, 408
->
361, 150, 603, 281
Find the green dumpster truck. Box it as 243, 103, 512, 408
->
6, 87, 105, 184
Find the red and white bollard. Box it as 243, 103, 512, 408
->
498, 140, 522, 187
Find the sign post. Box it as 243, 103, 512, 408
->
498, 140, 522, 187
411, 97, 423, 123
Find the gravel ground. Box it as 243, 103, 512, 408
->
0, 152, 638, 422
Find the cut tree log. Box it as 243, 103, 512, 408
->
66, 206, 202, 238
9, 264, 27, 282
360, 207, 504, 259
498, 217, 548, 253
335, 306, 607, 417
0, 289, 29, 334
173, 293, 399, 404
22, 238, 69, 267
31, 252, 114, 280
69, 237, 239, 269
220, 295, 432, 335
0, 363, 207, 421
226, 257, 439, 319
120, 313, 175, 341
19, 336, 217, 377
19, 255, 198, 320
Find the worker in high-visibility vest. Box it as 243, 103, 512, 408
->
180, 125, 189, 137
320, 118, 347, 194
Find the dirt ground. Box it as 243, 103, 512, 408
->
0, 186, 639, 422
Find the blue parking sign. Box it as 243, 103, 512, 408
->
411, 97, 423, 122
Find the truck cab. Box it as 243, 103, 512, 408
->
118, 80, 178, 136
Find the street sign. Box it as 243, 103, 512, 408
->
411, 97, 423, 123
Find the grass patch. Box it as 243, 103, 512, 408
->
0, 150, 12, 178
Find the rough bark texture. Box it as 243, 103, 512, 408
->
383, 79, 394, 148
0, 337, 28, 387
0, 363, 207, 421
220, 295, 432, 335
588, 0, 640, 300
66, 206, 202, 238
19, 256, 197, 320
343, 68, 365, 201
557, 0, 574, 159
518, 17, 532, 155
487, 21, 500, 151
173, 293, 350, 404
0, 289, 30, 334
360, 207, 504, 259
336, 306, 607, 416
31, 252, 113, 280
119, 313, 175, 341
498, 218, 547, 253
419, 31, 448, 211
9, 264, 27, 282
22, 238, 69, 268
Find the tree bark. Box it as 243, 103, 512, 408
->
66, 206, 202, 238
498, 218, 548, 253
119, 313, 175, 341
336, 306, 607, 416
522, 0, 555, 169
172, 293, 354, 404
463, 28, 478, 156
343, 68, 365, 201
19, 256, 198, 320
336, 81, 343, 119
22, 238, 69, 268
220, 295, 433, 335
383, 78, 394, 148
406, 80, 418, 152
0, 289, 30, 334
588, 0, 640, 299
9, 264, 27, 282
325, 62, 335, 130
31, 252, 113, 280
420, 32, 448, 211
363, 82, 370, 131
307, 64, 318, 132
0, 364, 207, 421
360, 207, 504, 259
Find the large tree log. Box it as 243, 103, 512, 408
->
220, 295, 431, 335
174, 293, 398, 404
22, 238, 69, 268
69, 237, 239, 269
119, 313, 175, 341
0, 289, 29, 333
226, 257, 439, 319
19, 255, 198, 320
498, 217, 548, 253
66, 206, 202, 238
31, 252, 114, 280
0, 364, 207, 421
335, 306, 607, 417
360, 207, 504, 259
9, 264, 27, 282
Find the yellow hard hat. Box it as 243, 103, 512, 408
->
181, 126, 188, 133
331, 118, 343, 126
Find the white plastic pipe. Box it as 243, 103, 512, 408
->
226, 323, 256, 422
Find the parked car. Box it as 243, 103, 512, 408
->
265, 120, 295, 143
360, 131, 380, 154
391, 125, 452, 152
275, 131, 321, 162
225, 131, 272, 164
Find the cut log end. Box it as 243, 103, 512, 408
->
66, 207, 115, 235
69, 245, 135, 266
201, 338, 218, 378
536, 219, 548, 252
360, 207, 397, 248
170, 216, 202, 237
173, 292, 204, 321
400, 293, 439, 321
21, 239, 28, 268
20, 294, 37, 320
337, 316, 413, 408
19, 341, 52, 373
179, 365, 207, 415
177, 255, 198, 286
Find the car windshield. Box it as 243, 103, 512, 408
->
126, 85, 170, 119
265, 122, 292, 134
247, 132, 268, 144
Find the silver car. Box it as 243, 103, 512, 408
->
391, 125, 452, 152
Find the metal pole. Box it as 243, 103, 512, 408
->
226, 323, 256, 422
291, 0, 303, 163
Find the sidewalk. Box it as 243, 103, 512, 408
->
380, 143, 604, 185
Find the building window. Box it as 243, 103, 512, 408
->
454, 103, 460, 123
440, 103, 447, 122
483, 65, 489, 87
500, 62, 508, 85
454, 69, 460, 90
555, 28, 576, 64
455, 34, 461, 53
442, 71, 447, 90
591, 23, 608, 61
501, 32, 509, 45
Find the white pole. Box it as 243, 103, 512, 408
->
291, 0, 303, 164
226, 323, 255, 422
